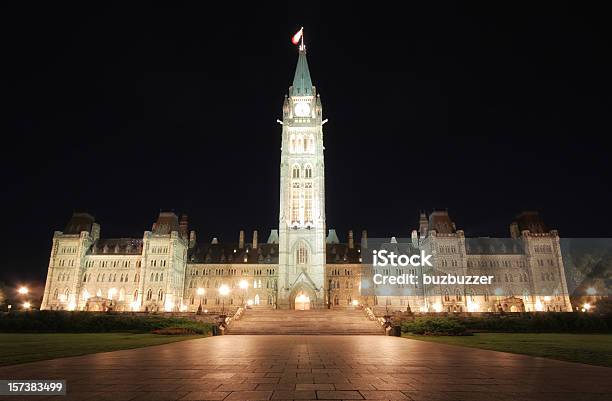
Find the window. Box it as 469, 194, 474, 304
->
146, 289, 152, 300
304, 165, 312, 178
297, 243, 308, 265
304, 184, 312, 223
291, 184, 300, 224
292, 165, 300, 178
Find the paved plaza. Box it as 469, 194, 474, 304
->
1, 335, 610, 401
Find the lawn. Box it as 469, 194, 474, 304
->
403, 333, 612, 367
0, 333, 205, 366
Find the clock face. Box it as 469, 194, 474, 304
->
294, 102, 311, 117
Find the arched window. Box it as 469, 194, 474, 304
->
254, 294, 260, 305
292, 165, 300, 179
291, 183, 300, 225
297, 243, 308, 265
304, 183, 313, 223
146, 289, 152, 300
133, 290, 139, 302
304, 165, 312, 178
158, 289, 163, 301
53, 288, 59, 300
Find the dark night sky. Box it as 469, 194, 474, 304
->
1, 2, 611, 285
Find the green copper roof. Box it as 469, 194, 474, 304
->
291, 49, 313, 96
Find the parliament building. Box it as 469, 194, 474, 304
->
41, 43, 572, 314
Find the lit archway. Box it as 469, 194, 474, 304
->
295, 293, 310, 310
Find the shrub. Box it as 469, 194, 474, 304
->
401, 317, 470, 336
152, 327, 196, 335
459, 312, 611, 333
0, 311, 213, 335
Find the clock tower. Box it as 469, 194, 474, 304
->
277, 43, 327, 309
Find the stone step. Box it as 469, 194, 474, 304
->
227, 309, 384, 335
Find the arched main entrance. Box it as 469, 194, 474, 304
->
295, 293, 310, 310
288, 281, 317, 310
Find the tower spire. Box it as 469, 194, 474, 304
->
291, 44, 313, 97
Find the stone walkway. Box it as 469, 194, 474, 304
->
0, 335, 610, 401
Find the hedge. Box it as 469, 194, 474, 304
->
0, 311, 213, 334
401, 317, 470, 336
401, 313, 612, 335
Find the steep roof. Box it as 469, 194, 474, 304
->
291, 49, 314, 96
514, 211, 548, 234
64, 212, 95, 234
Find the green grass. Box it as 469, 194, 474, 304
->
0, 333, 205, 366
403, 333, 612, 367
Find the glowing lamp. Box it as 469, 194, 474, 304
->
219, 285, 230, 296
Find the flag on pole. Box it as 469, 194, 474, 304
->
291, 28, 303, 45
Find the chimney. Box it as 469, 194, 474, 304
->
348, 230, 354, 249
252, 230, 258, 249
239, 230, 245, 249
510, 222, 520, 239
189, 230, 197, 249
419, 212, 429, 238
361, 230, 368, 249
179, 214, 189, 239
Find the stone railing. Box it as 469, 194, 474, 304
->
364, 306, 396, 335
364, 306, 386, 326
218, 307, 244, 334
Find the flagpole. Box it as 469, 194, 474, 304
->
300, 27, 304, 51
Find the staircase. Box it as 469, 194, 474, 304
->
227, 309, 384, 335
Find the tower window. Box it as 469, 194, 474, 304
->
297, 243, 308, 265
291, 184, 300, 225
304, 184, 313, 223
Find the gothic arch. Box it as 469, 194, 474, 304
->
288, 281, 318, 310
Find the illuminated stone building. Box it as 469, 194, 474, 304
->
41, 44, 572, 313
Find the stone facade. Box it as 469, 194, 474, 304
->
40, 45, 572, 313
